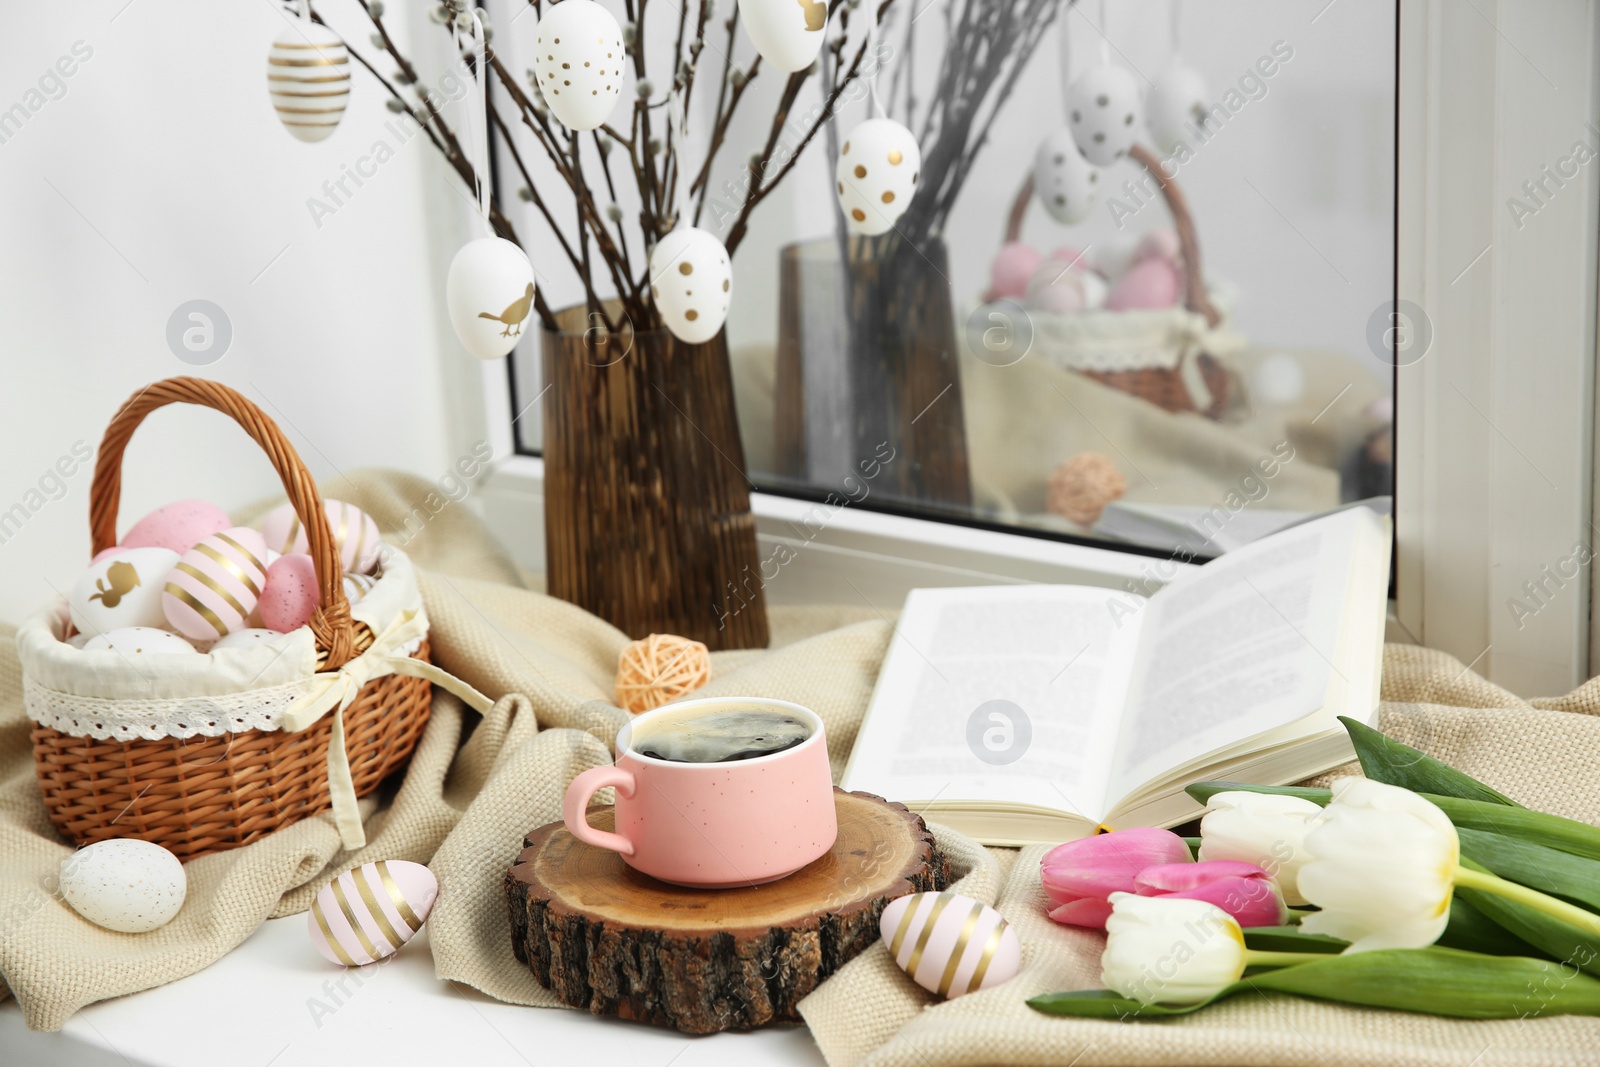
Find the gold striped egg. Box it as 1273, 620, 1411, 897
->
161, 527, 271, 642
879, 891, 1021, 999
259, 500, 383, 575
267, 21, 350, 143
308, 860, 437, 967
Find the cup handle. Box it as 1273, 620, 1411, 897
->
562, 766, 637, 856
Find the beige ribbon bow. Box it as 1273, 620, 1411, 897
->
278, 606, 493, 849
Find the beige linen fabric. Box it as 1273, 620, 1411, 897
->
1, 471, 1597, 1065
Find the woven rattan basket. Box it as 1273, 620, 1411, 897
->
27, 377, 433, 861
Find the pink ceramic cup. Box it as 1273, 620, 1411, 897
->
562, 697, 838, 888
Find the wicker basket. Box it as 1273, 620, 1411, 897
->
25, 377, 435, 861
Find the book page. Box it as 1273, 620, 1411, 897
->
1105, 509, 1367, 804
840, 585, 1143, 824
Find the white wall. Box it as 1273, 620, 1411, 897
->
0, 1, 487, 623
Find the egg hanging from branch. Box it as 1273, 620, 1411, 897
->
447, 238, 538, 360
649, 228, 732, 345
531, 0, 626, 131
1066, 63, 1142, 167
266, 19, 351, 142
1146, 60, 1210, 155
835, 119, 921, 237
738, 0, 829, 73
1033, 129, 1100, 224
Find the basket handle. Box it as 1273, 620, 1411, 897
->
88, 376, 358, 670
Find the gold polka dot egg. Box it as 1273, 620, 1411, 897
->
738, 0, 829, 73
880, 890, 1021, 999
650, 227, 731, 345
266, 20, 350, 143
532, 0, 624, 131
836, 118, 921, 237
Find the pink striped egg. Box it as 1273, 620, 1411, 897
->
161, 527, 270, 641
308, 860, 437, 966
879, 891, 1021, 999
259, 500, 383, 575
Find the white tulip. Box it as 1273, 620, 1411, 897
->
1199, 791, 1325, 906
1297, 778, 1459, 953
1100, 893, 1247, 1006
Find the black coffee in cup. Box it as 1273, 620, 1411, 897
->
634, 707, 812, 763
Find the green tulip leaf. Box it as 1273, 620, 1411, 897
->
1457, 827, 1600, 912
1185, 781, 1333, 807
1437, 894, 1550, 959
1338, 717, 1519, 805
1427, 795, 1600, 862
1243, 926, 1347, 954
1455, 860, 1600, 979
1028, 948, 1600, 1021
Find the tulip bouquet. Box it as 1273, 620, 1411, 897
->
1029, 718, 1600, 1021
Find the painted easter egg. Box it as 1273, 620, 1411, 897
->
447, 237, 538, 361
1093, 234, 1142, 282
1135, 228, 1181, 265
880, 891, 1020, 999
70, 547, 180, 636
1251, 353, 1307, 407
308, 860, 438, 966
210, 627, 291, 651
531, 0, 625, 131
162, 527, 271, 642
649, 227, 732, 345
836, 119, 921, 236
267, 20, 350, 143
1067, 64, 1142, 167
120, 500, 232, 556
259, 500, 383, 575
259, 553, 319, 633
739, 0, 829, 73
343, 571, 378, 604
1033, 129, 1100, 224
59, 839, 187, 933
1107, 255, 1182, 311
987, 242, 1042, 300
1146, 60, 1210, 155
82, 627, 200, 655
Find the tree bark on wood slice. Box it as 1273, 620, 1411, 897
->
505, 790, 948, 1033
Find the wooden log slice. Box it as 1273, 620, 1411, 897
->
505, 789, 948, 1033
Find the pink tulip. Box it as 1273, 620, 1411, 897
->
1134, 860, 1288, 928
1040, 827, 1192, 929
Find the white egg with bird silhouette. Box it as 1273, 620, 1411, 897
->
836, 119, 921, 237
447, 237, 538, 361
650, 228, 731, 345
531, 0, 625, 131
738, 0, 829, 73
1067, 64, 1142, 166
70, 547, 180, 636
1033, 129, 1099, 224
1146, 60, 1210, 155
266, 20, 350, 143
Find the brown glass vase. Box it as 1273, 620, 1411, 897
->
773, 236, 973, 509
541, 303, 769, 651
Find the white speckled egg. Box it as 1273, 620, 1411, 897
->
70, 547, 180, 637
1067, 64, 1142, 167
447, 237, 538, 361
880, 891, 1020, 998
60, 839, 187, 933
162, 527, 271, 642
259, 500, 383, 575
210, 627, 292, 651
308, 860, 438, 966
531, 0, 624, 131
1145, 60, 1210, 155
739, 0, 829, 73
83, 626, 199, 655
650, 227, 731, 345
267, 20, 350, 143
836, 119, 921, 237
1033, 129, 1100, 225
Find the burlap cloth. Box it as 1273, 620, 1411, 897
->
2, 472, 1597, 1065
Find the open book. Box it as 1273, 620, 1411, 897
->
840, 507, 1391, 846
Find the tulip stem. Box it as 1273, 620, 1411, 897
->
1244, 950, 1335, 968
1454, 866, 1600, 938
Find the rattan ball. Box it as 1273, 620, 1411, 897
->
615, 633, 711, 714
1046, 452, 1127, 526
